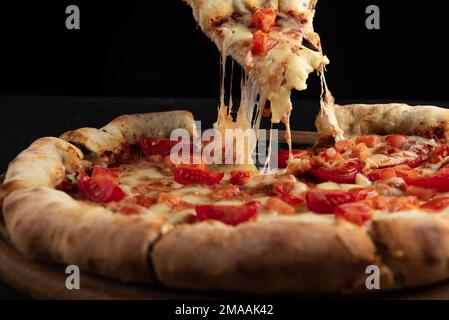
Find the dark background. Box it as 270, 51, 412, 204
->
0, 0, 448, 100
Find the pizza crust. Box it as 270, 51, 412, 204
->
316, 103, 449, 138
0, 137, 83, 200
3, 187, 163, 283
369, 212, 449, 289
152, 219, 378, 294
1, 111, 197, 284
61, 111, 197, 166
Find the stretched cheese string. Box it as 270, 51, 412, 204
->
319, 71, 345, 142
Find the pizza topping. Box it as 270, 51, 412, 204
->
211, 184, 241, 200
251, 31, 278, 55
334, 139, 355, 153
277, 149, 305, 169
272, 182, 305, 206
229, 171, 254, 185
309, 161, 362, 184
135, 194, 155, 208
421, 197, 449, 212
370, 196, 420, 212
385, 134, 407, 149
335, 201, 373, 226
305, 188, 376, 214
78, 171, 124, 203
265, 197, 296, 215
355, 135, 380, 148
405, 186, 437, 201
138, 137, 179, 157
250, 8, 277, 33
174, 165, 224, 186
195, 202, 259, 226
429, 144, 449, 164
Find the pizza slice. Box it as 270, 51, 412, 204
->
184, 0, 336, 149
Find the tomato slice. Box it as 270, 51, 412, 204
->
78, 173, 124, 203
385, 134, 407, 149
91, 166, 122, 184
273, 182, 305, 206
335, 202, 373, 226
251, 31, 277, 55
229, 171, 253, 185
174, 166, 224, 185
309, 162, 362, 184
138, 137, 179, 156
355, 135, 380, 148
367, 167, 397, 182
195, 202, 258, 226
265, 197, 295, 215
306, 188, 375, 214
429, 145, 449, 164
421, 197, 449, 212
250, 8, 277, 32
277, 149, 304, 169
403, 172, 449, 193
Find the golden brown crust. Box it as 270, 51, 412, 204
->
0, 137, 83, 200
1, 111, 197, 284
316, 103, 449, 138
3, 187, 164, 283
152, 218, 377, 294
369, 212, 449, 289
60, 111, 197, 166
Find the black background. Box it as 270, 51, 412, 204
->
0, 0, 448, 100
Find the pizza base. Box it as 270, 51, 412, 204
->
152, 218, 379, 294
2, 109, 449, 294
316, 103, 449, 139
0, 111, 197, 284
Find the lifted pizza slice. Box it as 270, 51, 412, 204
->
184, 0, 338, 153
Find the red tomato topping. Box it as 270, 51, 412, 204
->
250, 8, 277, 33
174, 166, 224, 186
421, 197, 449, 212
367, 167, 397, 182
334, 139, 356, 153
385, 134, 407, 149
273, 182, 305, 206
136, 195, 155, 208
309, 162, 362, 184
138, 137, 179, 156
405, 186, 437, 201
265, 197, 295, 215
335, 202, 373, 226
429, 145, 449, 164
230, 171, 254, 185
277, 149, 305, 169
306, 188, 376, 214
91, 166, 122, 184
403, 172, 449, 193
355, 135, 380, 148
78, 172, 124, 203
370, 196, 419, 212
195, 202, 259, 226
406, 156, 423, 169
251, 31, 277, 55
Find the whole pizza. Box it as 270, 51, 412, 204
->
2, 0, 449, 296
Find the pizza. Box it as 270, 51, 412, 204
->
2, 0, 449, 297
183, 0, 343, 152
2, 104, 449, 295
